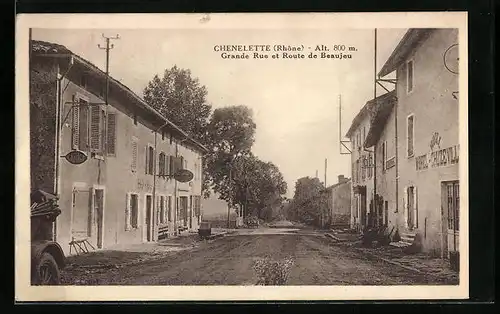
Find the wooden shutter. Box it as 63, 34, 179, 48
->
79, 103, 89, 151
145, 146, 149, 174
168, 156, 174, 175
403, 186, 408, 228
131, 140, 137, 172
158, 153, 164, 176
107, 113, 116, 156
125, 193, 131, 231
413, 187, 418, 228
101, 109, 106, 153
71, 96, 80, 149
90, 105, 101, 152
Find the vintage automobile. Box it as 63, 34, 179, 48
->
31, 190, 66, 285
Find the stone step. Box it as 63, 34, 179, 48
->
389, 241, 412, 248
401, 236, 415, 244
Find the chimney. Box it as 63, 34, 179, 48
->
338, 175, 347, 184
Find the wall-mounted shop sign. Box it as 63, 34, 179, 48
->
63, 150, 88, 165
137, 179, 153, 192
174, 169, 194, 183
386, 156, 396, 170
416, 144, 459, 171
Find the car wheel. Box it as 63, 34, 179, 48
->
34, 252, 61, 285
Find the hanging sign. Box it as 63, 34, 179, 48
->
63, 150, 88, 165
174, 169, 194, 183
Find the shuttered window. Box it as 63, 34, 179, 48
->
71, 96, 80, 149
107, 113, 116, 156
158, 152, 166, 176
147, 146, 155, 175
131, 139, 138, 172
167, 196, 172, 222
90, 105, 101, 152
78, 102, 89, 151
407, 115, 414, 157
130, 194, 139, 229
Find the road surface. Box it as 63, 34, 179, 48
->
62, 229, 454, 285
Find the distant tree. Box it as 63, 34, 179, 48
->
290, 177, 325, 226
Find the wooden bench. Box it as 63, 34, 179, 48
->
158, 225, 169, 240
69, 237, 95, 255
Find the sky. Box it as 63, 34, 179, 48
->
32, 27, 406, 198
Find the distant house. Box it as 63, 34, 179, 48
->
320, 175, 351, 229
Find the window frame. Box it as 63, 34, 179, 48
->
106, 111, 117, 157
126, 193, 140, 230
406, 114, 415, 158
407, 59, 415, 94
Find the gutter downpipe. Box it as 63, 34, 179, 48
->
54, 55, 74, 241
175, 137, 189, 236
152, 122, 169, 242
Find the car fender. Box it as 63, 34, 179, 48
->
31, 240, 67, 270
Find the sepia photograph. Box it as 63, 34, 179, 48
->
16, 12, 468, 301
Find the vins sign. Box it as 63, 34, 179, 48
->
63, 150, 88, 165
415, 145, 459, 171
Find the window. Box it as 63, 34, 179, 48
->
167, 196, 172, 222
71, 96, 90, 151
131, 138, 138, 172
159, 152, 166, 176
407, 115, 414, 157
193, 196, 201, 217
407, 60, 414, 93
361, 157, 366, 180
106, 113, 116, 156
381, 141, 387, 171
90, 105, 104, 154
145, 145, 154, 175
125, 193, 139, 230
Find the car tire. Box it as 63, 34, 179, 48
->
33, 252, 61, 285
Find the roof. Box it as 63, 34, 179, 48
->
31, 40, 209, 153
364, 92, 397, 147
378, 28, 436, 77
345, 91, 396, 138
324, 178, 351, 191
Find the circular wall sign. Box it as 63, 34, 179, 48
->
64, 150, 88, 165
174, 169, 194, 183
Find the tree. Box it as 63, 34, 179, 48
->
204, 105, 257, 200
143, 65, 212, 143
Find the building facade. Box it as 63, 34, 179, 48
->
324, 175, 351, 228
377, 28, 460, 257
30, 40, 207, 256
345, 92, 395, 231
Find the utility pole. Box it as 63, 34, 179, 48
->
98, 33, 120, 107
324, 158, 327, 187
98, 33, 119, 243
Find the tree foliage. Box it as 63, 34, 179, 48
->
143, 67, 287, 216
287, 177, 325, 226
143, 65, 212, 143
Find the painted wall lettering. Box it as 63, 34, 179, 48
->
137, 179, 153, 192
416, 145, 459, 171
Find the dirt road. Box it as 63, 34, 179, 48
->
62, 231, 456, 285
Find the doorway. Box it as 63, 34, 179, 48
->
93, 189, 105, 249
179, 196, 188, 227
71, 189, 91, 241
406, 186, 417, 230
443, 181, 459, 258
145, 195, 153, 242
